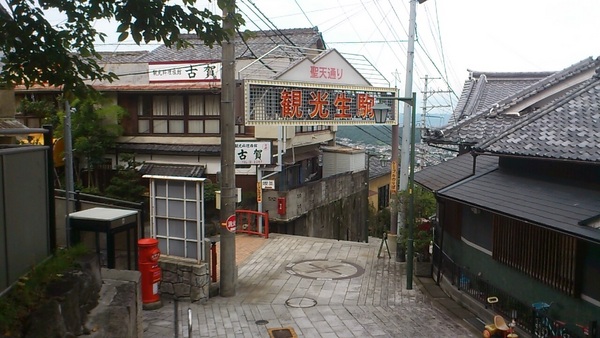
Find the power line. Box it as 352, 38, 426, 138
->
294, 0, 315, 27
356, 126, 391, 145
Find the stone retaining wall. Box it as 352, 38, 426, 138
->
18, 255, 141, 338
158, 257, 210, 303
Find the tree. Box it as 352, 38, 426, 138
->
0, 0, 244, 96
51, 94, 127, 189
398, 185, 436, 261
104, 154, 146, 202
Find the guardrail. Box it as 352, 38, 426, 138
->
235, 210, 269, 238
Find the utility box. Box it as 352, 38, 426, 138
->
69, 207, 139, 270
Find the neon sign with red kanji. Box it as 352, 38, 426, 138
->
245, 79, 397, 125
280, 89, 303, 118
278, 89, 377, 121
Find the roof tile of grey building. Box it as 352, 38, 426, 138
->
474, 72, 600, 162
139, 162, 205, 178
428, 57, 600, 146
367, 155, 390, 179
451, 71, 551, 123
117, 143, 221, 155
414, 153, 498, 192
96, 51, 150, 63
135, 28, 323, 63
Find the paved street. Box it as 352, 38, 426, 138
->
143, 234, 477, 337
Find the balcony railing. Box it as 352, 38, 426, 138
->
435, 247, 596, 338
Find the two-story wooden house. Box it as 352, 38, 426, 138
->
416, 59, 600, 335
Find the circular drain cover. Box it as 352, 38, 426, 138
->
285, 297, 317, 308
285, 259, 364, 280
255, 319, 269, 325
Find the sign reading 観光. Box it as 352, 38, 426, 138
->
244, 79, 398, 125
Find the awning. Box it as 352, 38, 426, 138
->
139, 162, 205, 179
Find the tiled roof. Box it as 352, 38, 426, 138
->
438, 167, 600, 242
136, 28, 324, 63
425, 57, 600, 147
96, 51, 149, 63
474, 72, 600, 162
116, 142, 220, 155
451, 71, 551, 124
414, 153, 498, 192
368, 155, 390, 179
139, 162, 205, 178
94, 83, 218, 92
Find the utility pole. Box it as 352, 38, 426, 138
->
421, 75, 451, 129
64, 100, 74, 246
219, 2, 237, 297
397, 0, 421, 266
389, 95, 400, 258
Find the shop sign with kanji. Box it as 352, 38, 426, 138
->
244, 79, 399, 126
235, 141, 272, 165
149, 61, 221, 82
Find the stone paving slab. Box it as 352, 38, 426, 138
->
143, 234, 477, 337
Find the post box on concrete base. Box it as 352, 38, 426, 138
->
138, 238, 162, 310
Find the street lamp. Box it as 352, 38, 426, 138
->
373, 102, 391, 124
373, 93, 417, 289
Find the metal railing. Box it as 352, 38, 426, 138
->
438, 253, 596, 338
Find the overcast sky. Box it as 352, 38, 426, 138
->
85, 0, 600, 116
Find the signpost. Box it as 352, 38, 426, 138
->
225, 214, 236, 233
261, 180, 275, 190
256, 182, 262, 203
390, 161, 398, 193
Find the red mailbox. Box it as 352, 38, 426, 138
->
138, 238, 162, 309
277, 197, 286, 215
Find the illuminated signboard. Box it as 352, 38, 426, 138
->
244, 79, 398, 126
148, 62, 221, 82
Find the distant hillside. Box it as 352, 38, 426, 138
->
336, 115, 450, 147
336, 126, 394, 146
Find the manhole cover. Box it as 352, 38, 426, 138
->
285, 297, 317, 308
268, 327, 297, 338
255, 319, 269, 325
285, 259, 364, 280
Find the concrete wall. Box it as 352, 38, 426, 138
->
264, 171, 368, 241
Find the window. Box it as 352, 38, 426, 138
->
377, 185, 390, 210
136, 94, 221, 135
493, 216, 579, 296
152, 179, 205, 261
295, 125, 331, 133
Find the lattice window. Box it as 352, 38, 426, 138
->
493, 216, 580, 296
